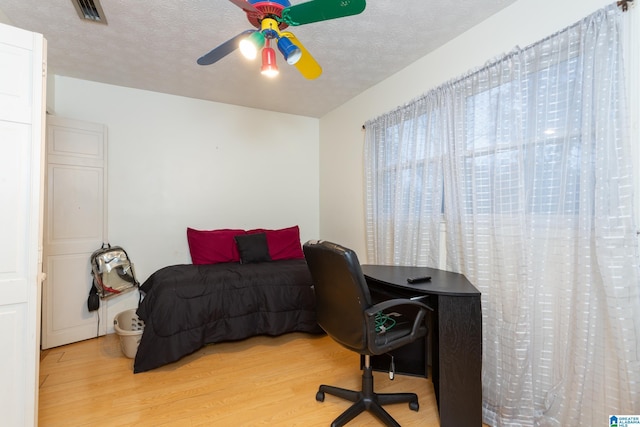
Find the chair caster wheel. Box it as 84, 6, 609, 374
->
409, 401, 419, 411
316, 391, 325, 402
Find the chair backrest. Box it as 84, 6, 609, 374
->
303, 240, 372, 354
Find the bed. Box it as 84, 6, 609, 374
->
133, 226, 321, 373
133, 259, 321, 372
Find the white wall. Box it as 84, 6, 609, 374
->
318, 0, 619, 259
51, 76, 320, 326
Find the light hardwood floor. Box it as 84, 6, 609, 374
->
38, 333, 472, 426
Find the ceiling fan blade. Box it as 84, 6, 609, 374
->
281, 32, 322, 80
227, 0, 261, 14
281, 0, 366, 26
197, 30, 255, 66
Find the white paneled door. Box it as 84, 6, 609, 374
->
42, 116, 108, 349
0, 23, 46, 427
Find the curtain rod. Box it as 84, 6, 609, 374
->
617, 0, 634, 11
362, 1, 630, 132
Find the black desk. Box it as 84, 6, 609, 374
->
362, 265, 482, 427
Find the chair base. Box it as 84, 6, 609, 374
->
316, 362, 419, 427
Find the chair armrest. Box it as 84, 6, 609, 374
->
364, 299, 433, 354
365, 298, 433, 315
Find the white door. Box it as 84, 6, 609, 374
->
42, 116, 108, 349
0, 23, 46, 427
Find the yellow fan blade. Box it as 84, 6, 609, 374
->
281, 32, 322, 80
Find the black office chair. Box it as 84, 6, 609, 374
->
303, 240, 433, 427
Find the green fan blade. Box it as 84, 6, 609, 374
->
282, 0, 366, 26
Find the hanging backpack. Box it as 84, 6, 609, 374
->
87, 243, 139, 311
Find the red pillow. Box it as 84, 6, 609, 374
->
247, 226, 304, 261
186, 228, 245, 264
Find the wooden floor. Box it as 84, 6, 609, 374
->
39, 333, 447, 426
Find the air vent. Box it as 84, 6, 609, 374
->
71, 0, 108, 24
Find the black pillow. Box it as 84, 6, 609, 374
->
235, 233, 271, 264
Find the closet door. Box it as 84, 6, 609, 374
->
0, 23, 46, 427
41, 116, 108, 349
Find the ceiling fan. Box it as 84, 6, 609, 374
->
197, 0, 366, 79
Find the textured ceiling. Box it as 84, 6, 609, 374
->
0, 0, 518, 118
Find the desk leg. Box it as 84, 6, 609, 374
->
435, 295, 482, 427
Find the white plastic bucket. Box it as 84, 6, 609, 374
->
113, 309, 144, 358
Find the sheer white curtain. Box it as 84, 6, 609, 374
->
364, 4, 640, 426
364, 99, 447, 266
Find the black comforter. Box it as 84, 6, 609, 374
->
134, 259, 320, 373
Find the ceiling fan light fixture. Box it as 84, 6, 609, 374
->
198, 0, 367, 79
277, 36, 302, 65
239, 31, 265, 60
261, 46, 279, 78
260, 17, 280, 38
